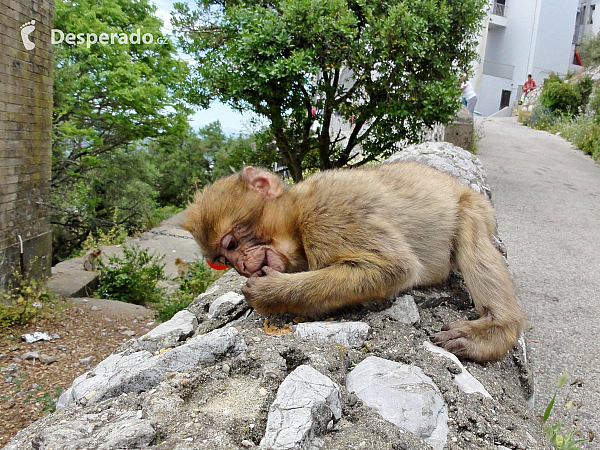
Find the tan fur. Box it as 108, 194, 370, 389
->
175, 257, 192, 277
184, 162, 526, 362
82, 248, 102, 272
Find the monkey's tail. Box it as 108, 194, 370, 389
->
453, 189, 525, 359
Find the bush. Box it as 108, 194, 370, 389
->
155, 261, 225, 322
552, 116, 600, 160
96, 245, 167, 305
575, 76, 593, 107
540, 74, 581, 116
0, 270, 56, 328
520, 104, 557, 130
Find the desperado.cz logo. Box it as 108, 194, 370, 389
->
20, 20, 168, 50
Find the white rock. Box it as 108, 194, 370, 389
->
260, 365, 341, 449
346, 356, 448, 450
381, 295, 420, 324
140, 310, 198, 349
58, 327, 246, 409
208, 292, 245, 318
295, 321, 370, 348
423, 341, 492, 399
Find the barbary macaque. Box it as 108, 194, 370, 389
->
175, 257, 193, 277
183, 164, 526, 362
82, 247, 102, 271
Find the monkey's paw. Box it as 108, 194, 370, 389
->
242, 267, 288, 314
431, 321, 481, 361
432, 318, 512, 362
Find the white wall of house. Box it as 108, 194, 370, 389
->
474, 0, 578, 116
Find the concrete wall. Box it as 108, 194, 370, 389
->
0, 0, 53, 290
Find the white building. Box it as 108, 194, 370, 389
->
574, 1, 600, 47
473, 0, 579, 116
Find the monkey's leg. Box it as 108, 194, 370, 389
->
242, 252, 423, 316
432, 191, 526, 362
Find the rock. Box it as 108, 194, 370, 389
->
39, 354, 58, 365
79, 356, 94, 366
139, 309, 198, 351
6, 410, 155, 450
121, 330, 136, 337
57, 326, 247, 408
346, 356, 448, 450
423, 341, 492, 399
381, 295, 420, 324
295, 321, 371, 349
51, 334, 60, 340
260, 365, 342, 449
208, 292, 245, 318
385, 141, 491, 200
91, 305, 99, 311
21, 351, 40, 361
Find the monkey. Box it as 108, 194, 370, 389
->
175, 257, 193, 277
183, 164, 526, 362
82, 248, 102, 271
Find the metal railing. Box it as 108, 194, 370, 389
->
492, 2, 507, 17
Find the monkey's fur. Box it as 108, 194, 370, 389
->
175, 257, 193, 277
184, 163, 526, 362
82, 248, 102, 271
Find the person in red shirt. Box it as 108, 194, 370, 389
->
522, 74, 536, 97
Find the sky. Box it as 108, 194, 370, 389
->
153, 0, 255, 135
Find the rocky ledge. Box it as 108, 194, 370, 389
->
4, 143, 549, 450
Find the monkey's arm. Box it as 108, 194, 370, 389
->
242, 252, 422, 315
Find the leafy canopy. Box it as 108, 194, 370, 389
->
52, 0, 191, 187
172, 0, 486, 180
50, 0, 192, 261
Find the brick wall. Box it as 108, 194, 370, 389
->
0, 0, 53, 290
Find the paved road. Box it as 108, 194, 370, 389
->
477, 117, 600, 447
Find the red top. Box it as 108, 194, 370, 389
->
523, 80, 536, 93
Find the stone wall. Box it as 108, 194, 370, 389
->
0, 0, 53, 290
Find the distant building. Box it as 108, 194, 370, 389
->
573, 1, 600, 62
472, 0, 579, 116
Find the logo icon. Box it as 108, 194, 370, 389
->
20, 20, 36, 50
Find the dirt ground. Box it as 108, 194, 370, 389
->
0, 297, 156, 444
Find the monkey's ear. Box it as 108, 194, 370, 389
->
241, 166, 283, 198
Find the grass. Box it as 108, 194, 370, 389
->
542, 371, 588, 450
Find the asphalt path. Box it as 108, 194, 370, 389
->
477, 117, 600, 448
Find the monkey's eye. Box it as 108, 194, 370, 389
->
221, 234, 237, 251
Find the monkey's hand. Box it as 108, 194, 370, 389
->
242, 267, 294, 314
432, 315, 522, 363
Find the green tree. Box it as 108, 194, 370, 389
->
52, 0, 191, 186
51, 0, 192, 259
147, 121, 279, 207
172, 0, 486, 181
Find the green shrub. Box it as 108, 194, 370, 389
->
522, 104, 557, 130
552, 116, 600, 160
575, 76, 593, 107
0, 270, 56, 328
96, 245, 167, 305
540, 74, 581, 116
155, 261, 225, 322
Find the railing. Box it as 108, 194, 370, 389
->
492, 2, 507, 17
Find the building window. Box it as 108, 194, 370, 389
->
582, 6, 587, 25
591, 5, 595, 24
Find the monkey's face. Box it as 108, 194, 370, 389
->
213, 227, 288, 277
